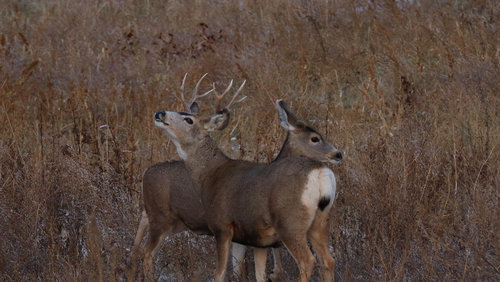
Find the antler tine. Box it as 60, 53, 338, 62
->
214, 79, 234, 111
188, 73, 213, 106
180, 73, 189, 109
225, 80, 247, 111
215, 79, 233, 98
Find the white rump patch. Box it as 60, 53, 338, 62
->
301, 168, 337, 222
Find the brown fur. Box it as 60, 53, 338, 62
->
153, 99, 341, 282
133, 100, 341, 281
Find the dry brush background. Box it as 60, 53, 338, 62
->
0, 0, 499, 281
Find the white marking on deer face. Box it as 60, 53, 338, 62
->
301, 168, 337, 223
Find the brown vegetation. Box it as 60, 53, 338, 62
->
0, 0, 498, 280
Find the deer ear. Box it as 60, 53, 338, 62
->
189, 102, 200, 115
276, 99, 298, 131
203, 110, 230, 131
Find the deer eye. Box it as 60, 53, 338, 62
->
311, 136, 320, 143
184, 117, 193, 125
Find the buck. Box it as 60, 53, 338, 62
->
152, 76, 342, 281
131, 74, 342, 281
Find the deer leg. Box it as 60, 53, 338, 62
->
253, 247, 267, 282
269, 247, 283, 281
143, 225, 168, 282
131, 210, 149, 258
308, 211, 335, 282
214, 229, 234, 282
231, 243, 247, 279
127, 211, 149, 281
281, 235, 315, 282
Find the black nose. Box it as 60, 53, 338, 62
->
335, 152, 343, 161
155, 111, 165, 120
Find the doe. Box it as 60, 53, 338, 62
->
153, 77, 342, 281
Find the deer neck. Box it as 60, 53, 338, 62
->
275, 133, 293, 161
183, 136, 229, 187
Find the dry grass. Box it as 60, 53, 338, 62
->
0, 0, 499, 280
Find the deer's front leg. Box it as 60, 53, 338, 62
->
214, 228, 234, 282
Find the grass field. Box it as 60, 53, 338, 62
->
0, 0, 498, 280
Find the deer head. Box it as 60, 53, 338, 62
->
154, 74, 246, 160
276, 99, 343, 164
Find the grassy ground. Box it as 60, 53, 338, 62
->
0, 0, 498, 280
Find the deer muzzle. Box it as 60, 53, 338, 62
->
155, 111, 165, 121
327, 151, 343, 164
334, 151, 343, 161
154, 111, 169, 126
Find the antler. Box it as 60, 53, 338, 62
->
213, 79, 247, 112
180, 73, 214, 112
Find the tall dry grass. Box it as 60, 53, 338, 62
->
0, 0, 498, 280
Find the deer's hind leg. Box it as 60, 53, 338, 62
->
270, 247, 283, 280
143, 224, 168, 281
253, 247, 267, 282
231, 243, 248, 279
281, 234, 315, 282
308, 210, 335, 282
131, 211, 149, 258
128, 210, 149, 281
143, 217, 186, 281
